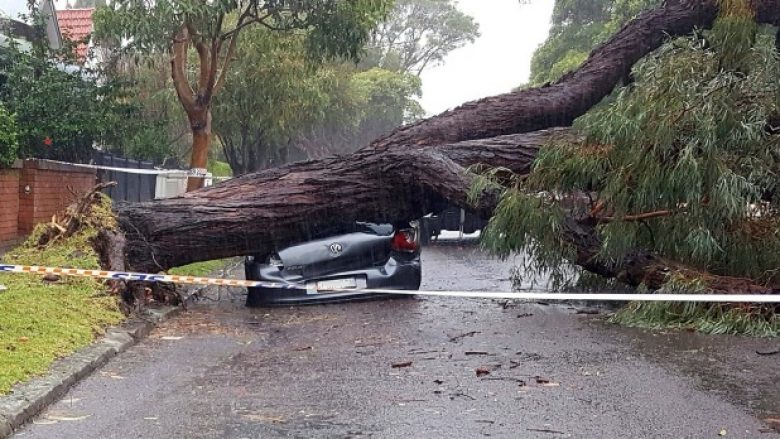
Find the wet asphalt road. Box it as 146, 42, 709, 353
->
14, 243, 780, 438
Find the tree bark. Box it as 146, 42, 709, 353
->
186, 108, 212, 191
368, 0, 780, 149
115, 129, 564, 272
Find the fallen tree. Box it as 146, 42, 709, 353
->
100, 0, 780, 296
114, 129, 562, 272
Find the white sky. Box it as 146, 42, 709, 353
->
0, 0, 69, 19
1, 0, 29, 19
419, 0, 554, 115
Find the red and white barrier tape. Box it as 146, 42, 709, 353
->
1, 263, 778, 303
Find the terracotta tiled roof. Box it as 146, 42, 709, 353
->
55, 8, 94, 60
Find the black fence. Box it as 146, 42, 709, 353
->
92, 152, 157, 202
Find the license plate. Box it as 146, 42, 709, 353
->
316, 278, 357, 291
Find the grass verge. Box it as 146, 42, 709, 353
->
169, 259, 232, 277
0, 201, 123, 394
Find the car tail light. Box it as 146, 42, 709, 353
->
392, 228, 418, 252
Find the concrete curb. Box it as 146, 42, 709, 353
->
0, 297, 194, 438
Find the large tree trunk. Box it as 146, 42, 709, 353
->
115, 126, 777, 294
112, 0, 780, 294
368, 0, 780, 149
116, 130, 562, 272
186, 108, 212, 191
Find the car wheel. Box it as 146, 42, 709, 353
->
245, 289, 266, 307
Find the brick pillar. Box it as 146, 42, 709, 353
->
0, 165, 21, 246
17, 160, 37, 234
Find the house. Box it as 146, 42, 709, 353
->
55, 8, 94, 62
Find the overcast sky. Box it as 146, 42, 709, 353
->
419, 0, 554, 115
0, 0, 28, 19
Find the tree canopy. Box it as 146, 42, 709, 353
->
191, 0, 468, 175
483, 0, 780, 334
212, 25, 426, 174
361, 0, 480, 75
94, 0, 393, 189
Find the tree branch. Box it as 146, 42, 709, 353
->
562, 216, 776, 294
369, 0, 780, 149
202, 15, 224, 102
194, 41, 210, 94
598, 210, 674, 223
170, 26, 196, 112
212, 32, 237, 96
116, 130, 564, 271
212, 6, 256, 96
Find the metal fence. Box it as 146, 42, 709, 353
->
92, 152, 157, 202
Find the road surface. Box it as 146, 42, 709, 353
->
14, 243, 780, 438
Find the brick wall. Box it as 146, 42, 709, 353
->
18, 160, 97, 234
0, 165, 20, 247
0, 160, 96, 246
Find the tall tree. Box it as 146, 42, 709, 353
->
362, 0, 479, 75
214, 42, 424, 174
206, 0, 473, 175
94, 0, 391, 191
211, 1, 442, 175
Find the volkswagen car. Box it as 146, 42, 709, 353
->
244, 222, 421, 306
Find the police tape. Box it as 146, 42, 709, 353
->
0, 264, 295, 290
1, 263, 779, 303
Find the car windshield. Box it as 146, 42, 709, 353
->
354, 222, 393, 236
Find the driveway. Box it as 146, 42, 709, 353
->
14, 243, 780, 438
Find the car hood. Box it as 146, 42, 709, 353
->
278, 231, 392, 279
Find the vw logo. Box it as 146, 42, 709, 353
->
328, 243, 343, 256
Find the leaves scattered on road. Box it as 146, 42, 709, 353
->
535, 376, 560, 387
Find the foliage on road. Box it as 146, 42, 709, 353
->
610, 299, 778, 337
0, 197, 123, 394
